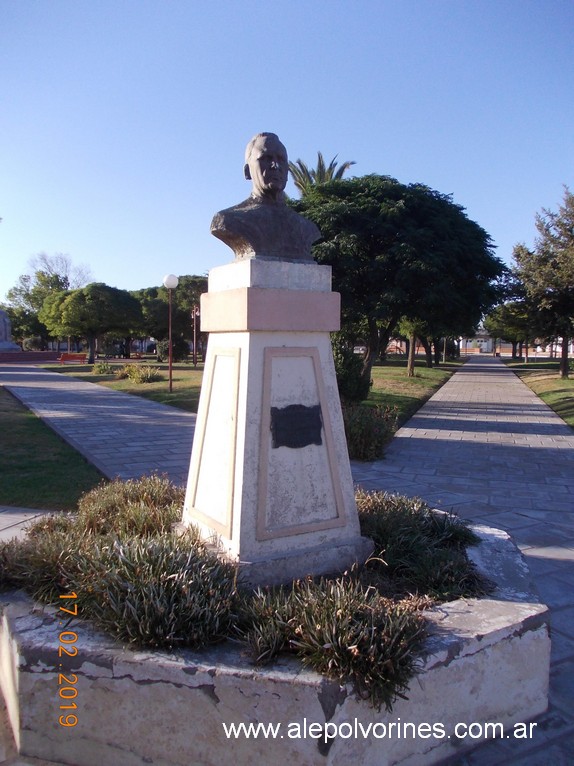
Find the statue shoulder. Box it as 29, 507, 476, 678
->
285, 206, 321, 244
211, 198, 257, 233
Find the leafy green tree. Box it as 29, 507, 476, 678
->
513, 187, 574, 378
7, 271, 69, 314
36, 291, 71, 339
132, 288, 168, 341
292, 175, 503, 385
6, 254, 91, 312
397, 318, 437, 376
483, 300, 537, 358
171, 275, 207, 316
5, 253, 92, 346
39, 283, 143, 363
133, 275, 207, 341
289, 152, 356, 196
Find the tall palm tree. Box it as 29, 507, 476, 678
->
288, 152, 356, 196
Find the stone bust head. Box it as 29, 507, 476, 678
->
210, 132, 320, 261
243, 132, 289, 202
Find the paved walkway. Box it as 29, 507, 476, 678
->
1, 357, 574, 764
1, 364, 196, 484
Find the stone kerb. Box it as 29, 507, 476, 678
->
0, 524, 550, 766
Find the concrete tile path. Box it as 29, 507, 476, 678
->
352, 356, 574, 765
1, 356, 573, 764
0, 507, 47, 543
0, 364, 195, 486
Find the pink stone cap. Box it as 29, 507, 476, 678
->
200, 287, 340, 332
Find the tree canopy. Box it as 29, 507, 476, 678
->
132, 274, 207, 341
483, 300, 540, 358
39, 283, 143, 363
6, 253, 92, 313
3, 253, 92, 345
291, 175, 504, 380
3, 255, 208, 356
513, 186, 574, 377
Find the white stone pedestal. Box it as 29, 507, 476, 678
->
182, 259, 372, 584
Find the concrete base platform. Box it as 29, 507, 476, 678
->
0, 524, 549, 766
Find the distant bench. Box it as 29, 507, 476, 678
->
58, 352, 88, 364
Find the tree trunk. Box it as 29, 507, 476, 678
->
559, 336, 570, 379
407, 333, 416, 377
420, 337, 433, 368
361, 317, 380, 389
87, 336, 96, 365
432, 336, 441, 365
378, 321, 398, 363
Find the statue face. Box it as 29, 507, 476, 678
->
245, 135, 288, 198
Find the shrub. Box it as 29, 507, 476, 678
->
22, 336, 45, 351
114, 364, 163, 383
0, 515, 89, 602
113, 365, 129, 379
236, 575, 425, 711
156, 337, 189, 363
69, 532, 237, 649
77, 475, 185, 536
356, 490, 491, 600
130, 365, 163, 383
332, 335, 372, 403
93, 361, 114, 374
342, 404, 398, 460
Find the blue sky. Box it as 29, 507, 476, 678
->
1, 0, 573, 300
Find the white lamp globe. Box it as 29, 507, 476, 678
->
163, 274, 179, 289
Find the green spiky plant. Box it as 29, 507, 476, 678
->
0, 476, 490, 710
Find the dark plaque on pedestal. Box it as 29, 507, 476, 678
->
270, 404, 323, 449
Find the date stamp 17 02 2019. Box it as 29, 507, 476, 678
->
57, 591, 79, 727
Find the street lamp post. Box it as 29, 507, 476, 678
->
162, 274, 179, 393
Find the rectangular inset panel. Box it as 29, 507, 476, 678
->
188, 348, 239, 537
257, 347, 346, 540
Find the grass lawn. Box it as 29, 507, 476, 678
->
0, 387, 104, 510
504, 358, 574, 429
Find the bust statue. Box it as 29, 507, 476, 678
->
0, 310, 10, 343
210, 132, 321, 261
0, 309, 21, 351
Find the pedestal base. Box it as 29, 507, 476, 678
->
232, 536, 375, 587
182, 261, 371, 585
